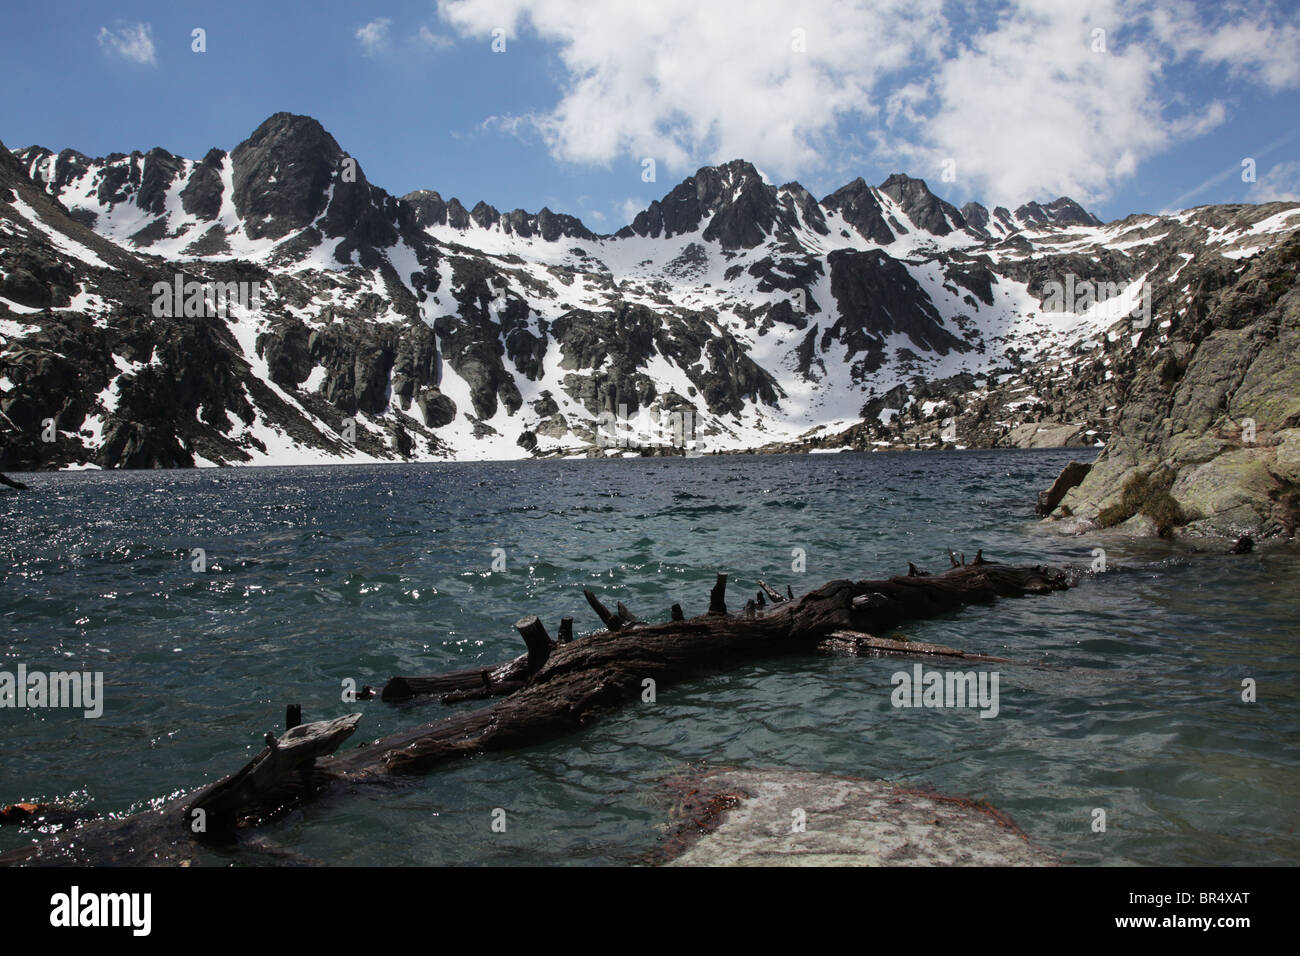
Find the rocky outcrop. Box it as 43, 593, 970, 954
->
1001, 422, 1090, 449
1037, 460, 1091, 515
1044, 231, 1300, 538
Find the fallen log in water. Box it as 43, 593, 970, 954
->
186, 713, 361, 838
0, 554, 1072, 866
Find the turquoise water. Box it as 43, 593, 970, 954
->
1, 449, 1297, 865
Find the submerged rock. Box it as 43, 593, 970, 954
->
655, 767, 1051, 866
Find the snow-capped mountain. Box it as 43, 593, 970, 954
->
2, 112, 1298, 469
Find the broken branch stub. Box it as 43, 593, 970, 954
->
514, 615, 552, 674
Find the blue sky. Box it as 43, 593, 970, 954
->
3, 0, 1298, 230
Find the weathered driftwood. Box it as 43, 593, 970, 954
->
708, 573, 729, 614
380, 652, 532, 703
186, 713, 361, 837
0, 473, 27, 490
817, 631, 1017, 664
584, 587, 623, 631
326, 559, 1069, 779
0, 555, 1072, 866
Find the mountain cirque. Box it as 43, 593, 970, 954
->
2, 112, 1297, 537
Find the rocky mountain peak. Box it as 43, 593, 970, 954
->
1014, 196, 1104, 228
401, 187, 595, 241
618, 158, 785, 249
822, 177, 895, 244
776, 181, 829, 236
0, 135, 28, 190
229, 112, 353, 241
877, 173, 967, 237
960, 201, 991, 233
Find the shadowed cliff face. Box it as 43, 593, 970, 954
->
3, 112, 1298, 475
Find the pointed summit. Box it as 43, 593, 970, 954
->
230, 113, 346, 240
876, 173, 967, 237
821, 177, 895, 245
226, 112, 401, 254
617, 159, 787, 249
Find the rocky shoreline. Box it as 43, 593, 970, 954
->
1037, 232, 1300, 541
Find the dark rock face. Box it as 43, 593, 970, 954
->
944, 257, 996, 307
960, 201, 990, 235
1037, 460, 1092, 514
230, 113, 340, 240
778, 182, 829, 236
391, 325, 440, 410
402, 189, 595, 241
547, 301, 781, 419
510, 206, 594, 241
445, 198, 471, 229
180, 148, 226, 220
821, 178, 895, 244
859, 383, 909, 421
877, 173, 967, 237
416, 387, 457, 428
403, 189, 447, 228
259, 320, 313, 388
619, 160, 788, 249
469, 201, 498, 230
0, 247, 75, 308
826, 250, 968, 371
136, 148, 185, 216
747, 255, 824, 313
14, 146, 93, 196
966, 197, 1101, 235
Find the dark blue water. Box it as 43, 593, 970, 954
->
2, 449, 1297, 865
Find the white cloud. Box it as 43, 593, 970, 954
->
896, 0, 1177, 207
1150, 3, 1300, 91
438, 0, 944, 175
416, 26, 456, 50
619, 197, 647, 227
359, 20, 455, 58
356, 18, 392, 57
435, 0, 1300, 206
1252, 160, 1300, 203
96, 22, 156, 66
